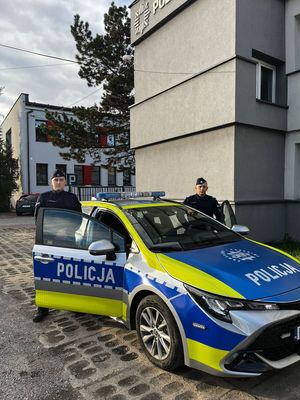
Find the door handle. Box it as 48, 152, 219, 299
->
34, 255, 54, 263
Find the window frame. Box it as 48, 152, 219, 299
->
36, 163, 48, 186
35, 120, 48, 142
123, 168, 131, 186
108, 167, 116, 186
5, 128, 12, 147
36, 207, 126, 252
91, 166, 101, 185
256, 60, 276, 103
55, 164, 67, 176
74, 165, 84, 185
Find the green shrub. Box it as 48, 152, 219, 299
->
0, 138, 19, 211
268, 234, 300, 261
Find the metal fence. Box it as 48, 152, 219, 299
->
69, 186, 136, 201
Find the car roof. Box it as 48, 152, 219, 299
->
81, 191, 183, 210
81, 199, 180, 210
111, 199, 167, 206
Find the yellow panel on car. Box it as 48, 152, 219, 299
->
187, 338, 228, 372
35, 290, 123, 317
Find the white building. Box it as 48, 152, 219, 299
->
1, 93, 135, 204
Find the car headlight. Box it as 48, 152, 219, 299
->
184, 284, 279, 322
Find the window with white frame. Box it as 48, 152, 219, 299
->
256, 61, 276, 103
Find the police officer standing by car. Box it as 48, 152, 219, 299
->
33, 169, 82, 322
184, 177, 222, 222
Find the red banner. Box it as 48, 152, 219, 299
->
83, 165, 93, 185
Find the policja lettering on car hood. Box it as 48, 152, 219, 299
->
157, 239, 300, 301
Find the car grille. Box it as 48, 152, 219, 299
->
248, 315, 300, 361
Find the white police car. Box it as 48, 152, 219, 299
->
33, 192, 300, 377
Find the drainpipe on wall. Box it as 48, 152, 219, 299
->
26, 109, 33, 193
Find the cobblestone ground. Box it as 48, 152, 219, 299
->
1, 224, 300, 400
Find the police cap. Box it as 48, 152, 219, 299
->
52, 169, 66, 179
196, 177, 207, 185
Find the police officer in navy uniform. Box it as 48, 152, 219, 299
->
33, 169, 82, 322
184, 177, 222, 221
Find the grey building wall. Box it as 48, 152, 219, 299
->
285, 0, 300, 74
285, 0, 300, 235
135, 126, 235, 200
234, 125, 286, 242
131, 59, 236, 148
130, 0, 300, 242
236, 0, 285, 61
287, 203, 300, 239
235, 58, 287, 130
235, 203, 286, 242
133, 0, 235, 102
234, 126, 285, 201
285, 131, 300, 200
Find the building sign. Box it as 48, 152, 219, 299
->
134, 0, 174, 35
134, 1, 151, 35
131, 0, 191, 44
67, 173, 77, 186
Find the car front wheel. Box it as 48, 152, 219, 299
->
136, 295, 183, 371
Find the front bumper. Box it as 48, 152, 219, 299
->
221, 310, 300, 376
16, 204, 35, 214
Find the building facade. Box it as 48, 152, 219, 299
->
1, 93, 135, 204
130, 0, 300, 241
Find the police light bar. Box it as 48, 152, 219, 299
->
96, 191, 165, 201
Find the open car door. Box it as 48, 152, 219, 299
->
220, 200, 237, 228
32, 208, 126, 317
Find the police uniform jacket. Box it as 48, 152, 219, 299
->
183, 194, 222, 221
35, 190, 82, 218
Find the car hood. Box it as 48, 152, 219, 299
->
156, 239, 300, 301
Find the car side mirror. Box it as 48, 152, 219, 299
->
88, 239, 116, 256
231, 224, 250, 236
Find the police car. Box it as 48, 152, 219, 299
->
33, 192, 300, 377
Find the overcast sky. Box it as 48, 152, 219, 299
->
0, 0, 130, 122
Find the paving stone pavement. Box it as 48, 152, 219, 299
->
1, 223, 300, 400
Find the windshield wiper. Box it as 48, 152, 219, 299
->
180, 237, 240, 250
201, 237, 241, 245
148, 244, 183, 252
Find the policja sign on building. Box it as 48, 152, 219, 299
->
131, 0, 192, 44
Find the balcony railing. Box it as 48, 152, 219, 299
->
70, 186, 136, 201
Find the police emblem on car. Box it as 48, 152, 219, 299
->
32, 191, 300, 377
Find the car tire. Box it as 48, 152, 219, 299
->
16, 211, 22, 216
136, 295, 183, 371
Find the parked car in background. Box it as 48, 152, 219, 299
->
16, 193, 39, 216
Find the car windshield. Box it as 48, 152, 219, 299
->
125, 205, 241, 252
